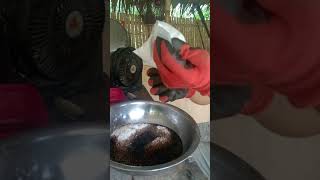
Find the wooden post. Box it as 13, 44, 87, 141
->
165, 0, 171, 22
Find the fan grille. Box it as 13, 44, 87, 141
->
29, 0, 105, 82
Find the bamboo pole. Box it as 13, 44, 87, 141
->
165, 0, 171, 23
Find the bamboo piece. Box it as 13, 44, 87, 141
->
130, 14, 133, 46
165, 0, 172, 23
133, 15, 137, 48
138, 17, 142, 48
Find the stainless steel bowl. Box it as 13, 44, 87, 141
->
110, 100, 200, 176
0, 123, 109, 180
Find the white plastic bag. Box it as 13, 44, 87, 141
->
133, 20, 186, 68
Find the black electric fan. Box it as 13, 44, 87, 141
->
1, 0, 105, 97
0, 0, 106, 121
110, 47, 143, 93
109, 19, 143, 93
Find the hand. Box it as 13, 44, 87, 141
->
212, 84, 276, 120
147, 68, 194, 103
153, 37, 210, 96
212, 85, 252, 120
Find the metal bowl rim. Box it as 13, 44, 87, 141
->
110, 100, 200, 172
0, 122, 108, 147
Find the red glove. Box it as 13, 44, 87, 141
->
153, 37, 210, 96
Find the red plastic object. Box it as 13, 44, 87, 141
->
0, 84, 49, 138
110, 88, 126, 105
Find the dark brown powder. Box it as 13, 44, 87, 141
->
110, 123, 183, 166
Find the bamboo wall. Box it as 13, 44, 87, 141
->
110, 13, 210, 51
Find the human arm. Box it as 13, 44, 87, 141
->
213, 85, 320, 137
191, 92, 210, 105
253, 93, 320, 138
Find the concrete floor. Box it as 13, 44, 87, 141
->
214, 115, 320, 180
